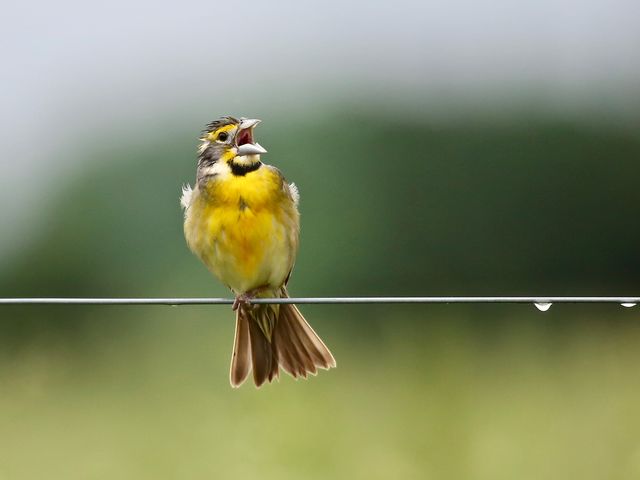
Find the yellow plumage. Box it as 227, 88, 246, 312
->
181, 116, 334, 388
184, 164, 298, 295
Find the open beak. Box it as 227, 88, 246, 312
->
235, 118, 267, 156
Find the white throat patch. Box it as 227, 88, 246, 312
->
232, 154, 260, 166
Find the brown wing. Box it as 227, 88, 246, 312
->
267, 165, 300, 286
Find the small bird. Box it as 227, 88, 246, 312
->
181, 116, 335, 387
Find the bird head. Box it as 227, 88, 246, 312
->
197, 116, 267, 179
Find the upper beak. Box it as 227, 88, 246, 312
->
235, 118, 267, 156
239, 118, 261, 130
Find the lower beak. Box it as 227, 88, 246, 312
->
237, 143, 267, 156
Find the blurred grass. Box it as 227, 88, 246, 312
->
1, 305, 640, 480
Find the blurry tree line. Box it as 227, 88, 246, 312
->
1, 108, 639, 342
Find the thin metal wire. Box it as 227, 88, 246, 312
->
0, 297, 638, 305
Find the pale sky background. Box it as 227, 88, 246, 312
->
1, 0, 639, 257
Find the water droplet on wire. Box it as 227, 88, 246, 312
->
621, 303, 637, 308
534, 302, 553, 312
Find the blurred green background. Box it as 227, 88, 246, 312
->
2, 1, 640, 479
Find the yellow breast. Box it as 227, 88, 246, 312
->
184, 165, 299, 294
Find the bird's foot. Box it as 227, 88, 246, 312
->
232, 294, 249, 311
232, 285, 270, 311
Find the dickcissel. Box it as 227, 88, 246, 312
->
181, 116, 335, 387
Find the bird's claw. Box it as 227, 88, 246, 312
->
232, 285, 269, 311
232, 293, 251, 311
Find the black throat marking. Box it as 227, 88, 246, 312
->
229, 161, 262, 176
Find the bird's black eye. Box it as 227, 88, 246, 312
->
217, 132, 228, 142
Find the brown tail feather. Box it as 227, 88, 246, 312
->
275, 302, 336, 375
229, 288, 335, 388
246, 305, 279, 387
275, 311, 316, 377
229, 307, 251, 388
273, 287, 336, 378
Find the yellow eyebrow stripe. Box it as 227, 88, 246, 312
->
206, 124, 236, 141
